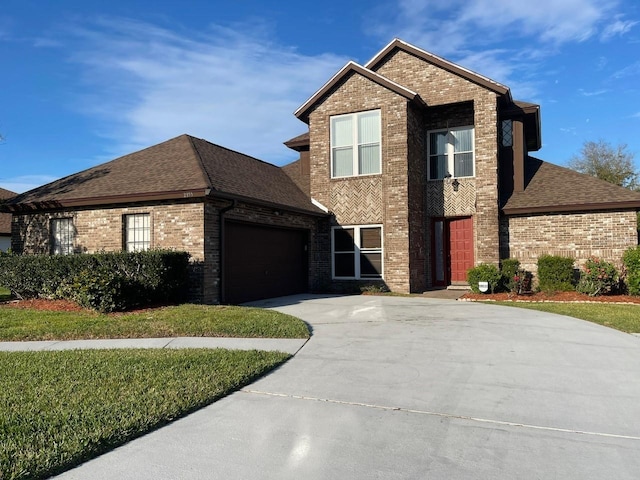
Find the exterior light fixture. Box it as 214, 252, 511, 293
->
451, 178, 460, 192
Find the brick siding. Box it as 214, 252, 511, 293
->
500, 211, 638, 272
12, 198, 328, 304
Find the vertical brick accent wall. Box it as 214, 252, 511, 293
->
374, 50, 501, 268
407, 103, 426, 291
501, 211, 638, 272
308, 72, 412, 292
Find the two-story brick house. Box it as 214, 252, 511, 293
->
284, 38, 640, 292
4, 38, 640, 302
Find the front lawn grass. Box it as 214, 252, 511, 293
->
493, 302, 640, 333
0, 304, 309, 341
1, 348, 289, 480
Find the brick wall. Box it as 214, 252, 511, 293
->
500, 211, 638, 272
12, 202, 205, 256
308, 72, 413, 292
12, 199, 328, 304
374, 50, 501, 270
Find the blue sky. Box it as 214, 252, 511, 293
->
1, 0, 639, 193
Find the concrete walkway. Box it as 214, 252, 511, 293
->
0, 336, 307, 355
43, 294, 640, 479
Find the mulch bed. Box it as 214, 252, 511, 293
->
461, 291, 640, 304
2, 298, 88, 312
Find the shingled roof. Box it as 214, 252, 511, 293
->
0, 187, 16, 235
4, 135, 323, 215
502, 157, 640, 215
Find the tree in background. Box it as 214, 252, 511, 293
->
569, 139, 639, 241
568, 140, 638, 190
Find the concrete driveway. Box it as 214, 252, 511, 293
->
56, 295, 640, 479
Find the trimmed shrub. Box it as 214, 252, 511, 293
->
576, 257, 619, 296
0, 250, 190, 312
500, 258, 520, 292
513, 269, 534, 294
623, 246, 640, 296
537, 255, 575, 293
467, 263, 502, 293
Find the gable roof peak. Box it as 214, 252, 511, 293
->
294, 60, 425, 123
366, 38, 511, 98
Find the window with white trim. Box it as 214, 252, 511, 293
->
51, 218, 75, 255
124, 213, 151, 252
332, 225, 383, 279
331, 110, 381, 178
428, 126, 474, 179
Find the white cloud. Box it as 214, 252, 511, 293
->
612, 61, 640, 79
60, 17, 348, 165
601, 16, 638, 40
0, 175, 60, 194
369, 0, 623, 99
578, 88, 609, 96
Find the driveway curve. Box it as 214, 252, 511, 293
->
56, 294, 640, 480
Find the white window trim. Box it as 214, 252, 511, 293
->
427, 126, 475, 180
124, 213, 152, 252
331, 224, 384, 280
330, 109, 382, 178
51, 217, 75, 255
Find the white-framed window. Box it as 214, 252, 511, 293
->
124, 213, 151, 252
331, 110, 381, 178
428, 126, 474, 180
51, 218, 75, 255
332, 225, 383, 279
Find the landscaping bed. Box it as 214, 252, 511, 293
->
460, 291, 640, 304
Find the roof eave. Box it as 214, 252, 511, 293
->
210, 190, 329, 217
503, 200, 640, 216
3, 189, 211, 213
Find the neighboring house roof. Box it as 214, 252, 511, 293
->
502, 157, 640, 215
365, 38, 511, 97
0, 187, 16, 235
3, 135, 324, 215
294, 61, 427, 123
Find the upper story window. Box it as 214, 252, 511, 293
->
124, 213, 150, 252
51, 218, 75, 255
501, 120, 513, 147
428, 126, 474, 180
331, 110, 381, 178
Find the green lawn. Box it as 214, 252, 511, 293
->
492, 301, 640, 333
0, 287, 10, 302
0, 348, 289, 480
0, 304, 310, 341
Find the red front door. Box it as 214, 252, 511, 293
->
432, 217, 474, 286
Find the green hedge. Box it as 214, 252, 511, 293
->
623, 246, 640, 296
467, 263, 502, 293
0, 250, 190, 312
537, 255, 575, 293
500, 258, 521, 292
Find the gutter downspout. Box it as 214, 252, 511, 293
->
218, 199, 237, 304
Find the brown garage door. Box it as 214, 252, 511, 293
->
224, 221, 309, 304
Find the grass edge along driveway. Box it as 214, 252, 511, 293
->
0, 303, 308, 480
490, 301, 640, 333
0, 304, 310, 341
